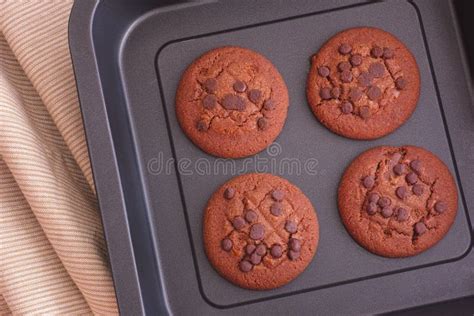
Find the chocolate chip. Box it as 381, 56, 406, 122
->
368, 192, 380, 203
358, 72, 373, 87
244, 209, 258, 223
221, 238, 233, 251
368, 63, 385, 78
224, 188, 235, 199
378, 196, 391, 208
250, 252, 262, 265
412, 184, 424, 196
371, 46, 383, 58
396, 186, 409, 200
318, 66, 330, 77
256, 244, 266, 256
232, 216, 246, 230
367, 86, 382, 101
233, 80, 247, 93
271, 189, 285, 201
434, 201, 447, 213
222, 94, 246, 111
338, 43, 352, 55
270, 203, 283, 216
331, 87, 341, 99
338, 61, 351, 72
381, 206, 393, 218
245, 244, 256, 255
270, 244, 283, 258
350, 54, 363, 66
410, 159, 422, 173
288, 250, 300, 260
341, 101, 354, 114
257, 117, 268, 130
406, 172, 418, 185
196, 120, 208, 131
203, 78, 217, 93
360, 106, 371, 119
248, 89, 262, 103
350, 88, 362, 102
250, 223, 265, 240
391, 153, 402, 163
289, 238, 301, 252
367, 202, 378, 215
383, 47, 394, 59
320, 87, 332, 100
263, 99, 276, 111
395, 77, 407, 90
285, 220, 297, 234
396, 207, 409, 222
415, 222, 427, 235
239, 260, 253, 272
202, 95, 217, 109
340, 70, 353, 83
393, 163, 406, 176
362, 176, 375, 189
341, 101, 353, 114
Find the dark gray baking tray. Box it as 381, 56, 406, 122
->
69, 0, 474, 314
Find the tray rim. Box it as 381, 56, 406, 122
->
69, 0, 150, 315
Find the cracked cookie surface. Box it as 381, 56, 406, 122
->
176, 46, 289, 158
203, 173, 319, 290
307, 27, 420, 139
338, 146, 458, 257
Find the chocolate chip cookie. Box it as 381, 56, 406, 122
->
176, 46, 289, 158
338, 146, 458, 257
203, 173, 319, 290
307, 27, 420, 139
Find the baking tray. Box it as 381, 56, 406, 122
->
69, 0, 474, 314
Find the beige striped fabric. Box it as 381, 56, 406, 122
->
0, 0, 118, 314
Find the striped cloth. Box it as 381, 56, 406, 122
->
0, 0, 118, 314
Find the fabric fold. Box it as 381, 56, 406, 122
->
0, 1, 118, 314
0, 159, 91, 314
